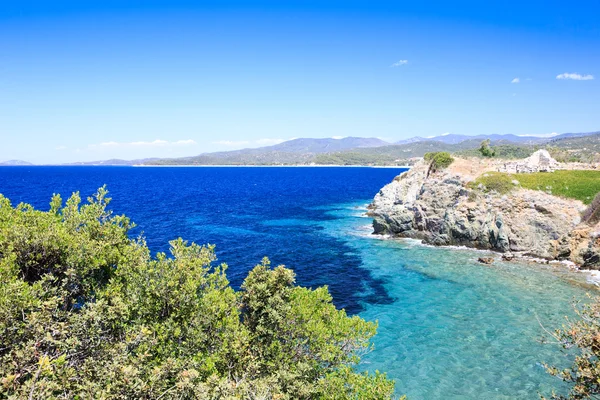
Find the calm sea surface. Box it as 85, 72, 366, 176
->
0, 166, 593, 399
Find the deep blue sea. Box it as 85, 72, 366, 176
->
0, 166, 594, 399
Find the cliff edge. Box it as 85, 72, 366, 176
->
369, 156, 600, 269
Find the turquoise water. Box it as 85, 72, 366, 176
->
321, 202, 593, 400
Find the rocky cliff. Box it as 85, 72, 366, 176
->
369, 159, 600, 269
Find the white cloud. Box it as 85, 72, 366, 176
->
517, 132, 559, 138
331, 136, 346, 139
391, 60, 408, 67
90, 139, 197, 148
511, 78, 520, 84
213, 138, 287, 148
556, 73, 594, 81
255, 138, 285, 145
212, 140, 250, 147
55, 145, 67, 150
173, 139, 196, 145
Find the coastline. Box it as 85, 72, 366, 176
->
368, 155, 600, 271
363, 225, 600, 288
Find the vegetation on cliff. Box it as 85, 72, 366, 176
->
423, 152, 455, 173
470, 170, 600, 204
0, 188, 395, 399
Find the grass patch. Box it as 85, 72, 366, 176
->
471, 170, 600, 204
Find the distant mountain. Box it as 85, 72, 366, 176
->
65, 158, 159, 166
0, 160, 33, 166
394, 131, 600, 146
396, 133, 550, 145
549, 131, 600, 141
265, 137, 390, 153
394, 137, 427, 145
146, 137, 390, 166
64, 130, 599, 166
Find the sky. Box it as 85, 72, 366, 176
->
1, 1, 599, 164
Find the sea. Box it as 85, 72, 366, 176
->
0, 165, 594, 399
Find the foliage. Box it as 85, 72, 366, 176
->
423, 152, 437, 162
546, 134, 600, 164
547, 147, 600, 164
0, 187, 396, 399
470, 170, 600, 204
313, 152, 403, 166
424, 152, 455, 173
469, 172, 515, 194
478, 139, 496, 157
541, 296, 600, 400
455, 144, 535, 159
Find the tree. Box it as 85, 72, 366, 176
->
424, 152, 455, 175
0, 188, 396, 399
478, 139, 496, 157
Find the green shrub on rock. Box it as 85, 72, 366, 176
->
0, 187, 395, 400
470, 172, 515, 194
424, 152, 455, 173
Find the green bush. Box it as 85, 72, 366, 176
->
455, 144, 534, 159
423, 152, 437, 162
425, 151, 455, 172
478, 139, 496, 157
0, 187, 396, 400
470, 173, 515, 194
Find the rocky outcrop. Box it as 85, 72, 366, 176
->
369, 159, 600, 268
497, 149, 559, 173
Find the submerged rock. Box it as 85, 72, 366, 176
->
502, 253, 515, 261
478, 257, 495, 264
370, 158, 599, 269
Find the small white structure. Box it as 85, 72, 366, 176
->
498, 149, 559, 174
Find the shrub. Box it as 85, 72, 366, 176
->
424, 152, 455, 173
423, 152, 437, 162
478, 139, 496, 157
0, 188, 396, 399
470, 173, 515, 194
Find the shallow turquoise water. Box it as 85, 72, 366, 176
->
319, 202, 594, 400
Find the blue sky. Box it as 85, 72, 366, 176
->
1, 1, 599, 163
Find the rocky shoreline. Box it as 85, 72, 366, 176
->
368, 157, 600, 269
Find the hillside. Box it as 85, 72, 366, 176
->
55, 131, 600, 167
